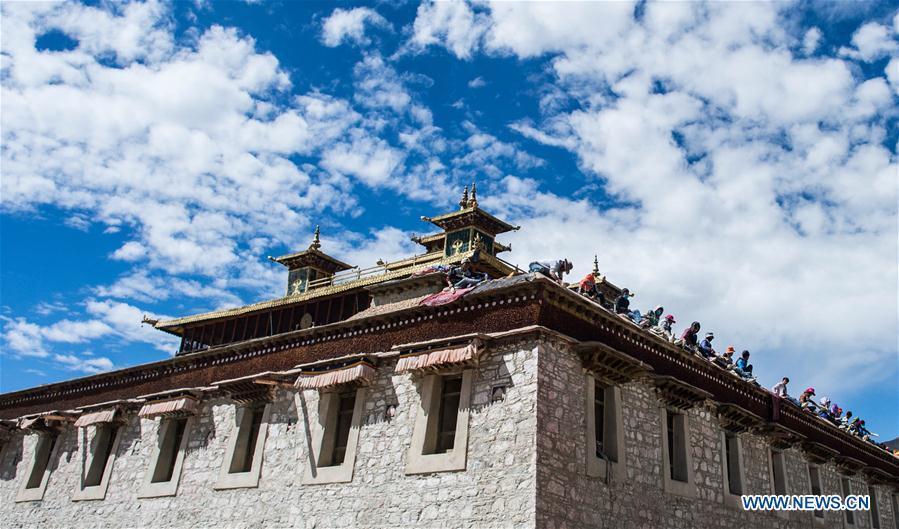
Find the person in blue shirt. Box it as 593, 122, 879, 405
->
698, 332, 716, 359
734, 350, 754, 379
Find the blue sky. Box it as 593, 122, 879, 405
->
1, 1, 897, 439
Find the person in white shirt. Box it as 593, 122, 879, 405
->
771, 377, 789, 398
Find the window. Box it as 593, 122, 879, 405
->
660, 408, 695, 497
809, 465, 824, 519
139, 416, 192, 498
667, 412, 687, 482
16, 433, 59, 502
435, 376, 462, 454
891, 493, 898, 529
869, 485, 880, 529
770, 450, 788, 494
723, 433, 743, 495
302, 387, 365, 485
406, 370, 473, 475
585, 376, 625, 480
842, 478, 854, 525
720, 432, 745, 509
331, 392, 356, 465
73, 423, 122, 500
215, 403, 271, 489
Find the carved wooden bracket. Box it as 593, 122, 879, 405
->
575, 341, 653, 385
801, 441, 840, 464
753, 423, 806, 450
717, 403, 765, 433
833, 455, 867, 476
651, 375, 713, 411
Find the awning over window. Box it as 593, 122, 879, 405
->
18, 417, 41, 430
395, 342, 479, 373
74, 409, 118, 428
294, 362, 376, 390
138, 397, 198, 419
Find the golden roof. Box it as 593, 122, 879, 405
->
155, 249, 515, 332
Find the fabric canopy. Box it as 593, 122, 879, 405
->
395, 343, 479, 373
138, 397, 197, 418
294, 363, 375, 390
419, 287, 474, 307
18, 417, 40, 430
74, 409, 118, 428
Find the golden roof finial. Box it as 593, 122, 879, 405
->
592, 255, 599, 275
459, 185, 469, 210
309, 225, 321, 250
468, 181, 478, 208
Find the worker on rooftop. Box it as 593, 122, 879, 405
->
698, 332, 717, 359
680, 321, 701, 350
652, 314, 676, 341
447, 258, 488, 291
529, 258, 572, 284
614, 288, 633, 315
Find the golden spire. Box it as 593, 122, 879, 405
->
468, 181, 478, 208
459, 185, 469, 210
309, 225, 321, 250
592, 255, 599, 275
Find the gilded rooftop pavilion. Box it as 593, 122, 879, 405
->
1, 189, 898, 529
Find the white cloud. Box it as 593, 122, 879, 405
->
802, 27, 822, 55
412, 1, 899, 404
321, 7, 388, 47
410, 0, 489, 59
468, 76, 486, 88
840, 21, 898, 62
53, 353, 115, 375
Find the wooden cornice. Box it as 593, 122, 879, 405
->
651, 375, 713, 411
575, 341, 652, 385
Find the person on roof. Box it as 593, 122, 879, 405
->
680, 321, 701, 350
734, 350, 754, 380
640, 306, 664, 329
817, 396, 832, 419
714, 346, 735, 369
447, 258, 488, 291
577, 271, 606, 306
771, 377, 790, 397
529, 259, 573, 283
840, 410, 853, 429
799, 387, 816, 410
653, 314, 677, 341
614, 288, 634, 315
698, 332, 717, 359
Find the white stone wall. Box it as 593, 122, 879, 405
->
0, 342, 538, 528
534, 339, 897, 529
1, 336, 895, 529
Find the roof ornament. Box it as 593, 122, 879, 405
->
593, 255, 600, 275
459, 185, 469, 210
309, 225, 321, 250
468, 182, 478, 208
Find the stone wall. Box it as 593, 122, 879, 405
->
0, 341, 539, 528
1, 334, 896, 529
534, 339, 897, 529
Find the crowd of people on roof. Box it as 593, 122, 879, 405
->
518, 258, 898, 459
435, 256, 897, 458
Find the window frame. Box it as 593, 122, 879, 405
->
302, 387, 366, 485
869, 484, 881, 529
405, 369, 473, 475
720, 431, 746, 509
584, 374, 625, 480
72, 422, 123, 501
808, 464, 825, 521
138, 416, 193, 498
214, 402, 272, 490
16, 432, 61, 502
660, 407, 696, 498
841, 477, 855, 526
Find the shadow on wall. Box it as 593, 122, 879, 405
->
0, 435, 23, 480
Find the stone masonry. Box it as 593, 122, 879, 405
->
2, 332, 896, 528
